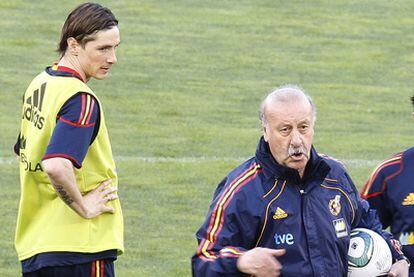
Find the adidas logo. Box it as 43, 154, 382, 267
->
402, 193, 414, 206
273, 207, 288, 220
23, 82, 46, 130
26, 83, 46, 111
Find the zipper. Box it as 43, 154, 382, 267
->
299, 186, 316, 275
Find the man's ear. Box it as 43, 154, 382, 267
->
67, 37, 79, 56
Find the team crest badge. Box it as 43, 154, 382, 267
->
329, 195, 341, 216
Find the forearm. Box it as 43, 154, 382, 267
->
42, 157, 87, 217
42, 157, 117, 219
192, 253, 241, 276
355, 197, 404, 261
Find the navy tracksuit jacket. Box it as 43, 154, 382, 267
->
192, 137, 403, 276
362, 147, 414, 276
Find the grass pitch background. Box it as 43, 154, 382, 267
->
1, 1, 413, 276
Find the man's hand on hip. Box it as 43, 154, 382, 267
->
80, 179, 118, 219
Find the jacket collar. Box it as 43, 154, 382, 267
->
255, 136, 330, 184
45, 65, 85, 82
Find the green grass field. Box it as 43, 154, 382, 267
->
1, 1, 413, 276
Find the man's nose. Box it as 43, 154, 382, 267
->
290, 130, 302, 147
107, 48, 117, 64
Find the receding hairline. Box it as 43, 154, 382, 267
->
259, 85, 316, 125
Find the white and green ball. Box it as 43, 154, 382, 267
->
347, 228, 392, 277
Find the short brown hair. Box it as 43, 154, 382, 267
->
57, 2, 118, 57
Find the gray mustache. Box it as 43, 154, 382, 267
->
288, 146, 308, 157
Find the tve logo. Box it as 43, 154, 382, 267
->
274, 233, 294, 245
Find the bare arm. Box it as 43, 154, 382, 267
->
42, 157, 118, 219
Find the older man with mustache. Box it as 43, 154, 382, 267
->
192, 85, 409, 277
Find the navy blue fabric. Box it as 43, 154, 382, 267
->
22, 253, 115, 276
363, 147, 414, 275
21, 250, 116, 274
43, 92, 99, 168
14, 133, 20, 155
192, 137, 403, 277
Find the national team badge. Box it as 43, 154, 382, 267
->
329, 195, 341, 216
333, 218, 348, 238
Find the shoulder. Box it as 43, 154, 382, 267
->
369, 152, 404, 180
360, 151, 405, 197
402, 147, 414, 161
319, 153, 348, 174
25, 70, 49, 92
223, 158, 263, 192
44, 68, 95, 96
318, 154, 357, 192
213, 158, 264, 205
206, 158, 267, 227
227, 158, 262, 182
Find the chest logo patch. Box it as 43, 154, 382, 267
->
274, 232, 294, 245
273, 207, 288, 220
333, 218, 348, 238
399, 232, 414, 245
402, 193, 414, 206
329, 195, 341, 216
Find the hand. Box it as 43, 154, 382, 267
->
388, 259, 409, 277
80, 179, 118, 219
237, 247, 286, 277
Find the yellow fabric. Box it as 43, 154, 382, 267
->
15, 70, 124, 261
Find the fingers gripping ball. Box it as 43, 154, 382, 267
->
347, 228, 392, 277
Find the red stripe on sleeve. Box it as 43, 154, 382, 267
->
360, 156, 402, 198
57, 115, 95, 127
42, 153, 81, 168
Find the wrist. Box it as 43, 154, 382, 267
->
69, 197, 90, 218
396, 255, 411, 268
78, 198, 92, 218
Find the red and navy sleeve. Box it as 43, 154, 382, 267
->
192, 163, 263, 276
360, 154, 403, 228
347, 171, 404, 262
42, 92, 99, 168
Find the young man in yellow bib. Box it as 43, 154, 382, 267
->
13, 3, 123, 276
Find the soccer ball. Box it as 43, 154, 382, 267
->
347, 228, 392, 277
